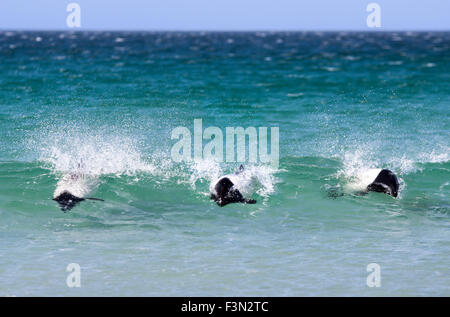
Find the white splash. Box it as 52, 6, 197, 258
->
338, 150, 385, 193
344, 168, 382, 192
40, 134, 155, 177
209, 164, 276, 198
53, 173, 99, 198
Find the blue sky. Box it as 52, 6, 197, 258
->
0, 0, 448, 31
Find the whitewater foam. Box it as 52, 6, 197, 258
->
206, 163, 277, 198
53, 173, 98, 198
36, 128, 156, 177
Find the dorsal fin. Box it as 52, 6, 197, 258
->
235, 165, 244, 175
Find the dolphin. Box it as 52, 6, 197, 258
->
53, 191, 104, 211
367, 169, 399, 198
210, 165, 257, 207
53, 172, 103, 211
326, 168, 400, 199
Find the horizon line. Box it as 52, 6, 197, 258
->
1, 28, 449, 33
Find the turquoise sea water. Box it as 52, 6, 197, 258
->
0, 31, 449, 296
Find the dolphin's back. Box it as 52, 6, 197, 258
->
367, 169, 399, 197
53, 191, 85, 211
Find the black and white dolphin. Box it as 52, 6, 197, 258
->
53, 173, 103, 211
367, 169, 399, 198
210, 165, 257, 207
53, 191, 104, 211
327, 168, 400, 199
